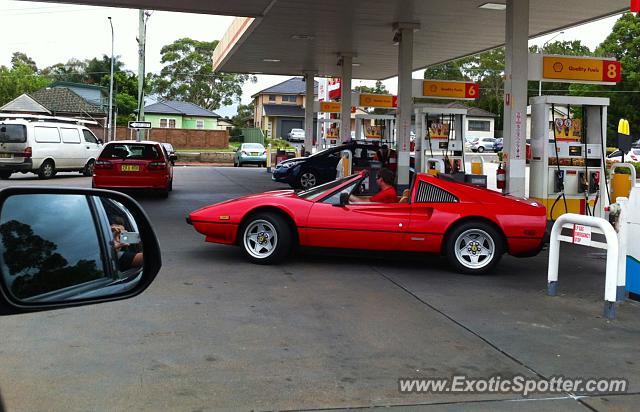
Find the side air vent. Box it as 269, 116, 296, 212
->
415, 182, 458, 203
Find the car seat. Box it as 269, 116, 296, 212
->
399, 189, 411, 203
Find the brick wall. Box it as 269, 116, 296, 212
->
90, 126, 229, 149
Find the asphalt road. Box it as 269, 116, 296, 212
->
0, 167, 639, 412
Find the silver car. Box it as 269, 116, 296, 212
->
234, 143, 267, 167
469, 137, 496, 153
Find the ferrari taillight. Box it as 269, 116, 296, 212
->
95, 160, 113, 169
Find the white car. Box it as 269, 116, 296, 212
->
468, 137, 496, 153
607, 149, 640, 163
287, 128, 305, 142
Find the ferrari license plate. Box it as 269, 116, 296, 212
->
0, 153, 12, 159
121, 165, 140, 172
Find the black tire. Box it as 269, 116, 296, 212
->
444, 221, 503, 275
83, 160, 95, 177
0, 172, 11, 180
477, 146, 485, 153
159, 188, 169, 198
233, 160, 238, 167
297, 170, 318, 190
37, 160, 55, 180
239, 212, 293, 264
168, 178, 173, 192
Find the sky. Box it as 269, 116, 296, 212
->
0, 0, 622, 117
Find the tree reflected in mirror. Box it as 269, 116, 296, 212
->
0, 194, 143, 303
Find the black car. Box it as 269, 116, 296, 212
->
272, 143, 381, 189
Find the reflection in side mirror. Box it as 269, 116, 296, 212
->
0, 189, 161, 314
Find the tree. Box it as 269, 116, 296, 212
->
152, 38, 255, 110
41, 58, 88, 83
11, 52, 38, 72
232, 102, 255, 128
0, 62, 49, 107
354, 80, 389, 95
424, 61, 467, 81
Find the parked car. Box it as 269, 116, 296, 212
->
234, 143, 267, 167
287, 128, 305, 142
493, 138, 503, 152
92, 140, 174, 198
272, 142, 382, 189
188, 171, 547, 274
0, 114, 102, 180
161, 143, 177, 165
469, 137, 496, 153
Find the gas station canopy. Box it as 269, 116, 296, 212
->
36, 0, 628, 79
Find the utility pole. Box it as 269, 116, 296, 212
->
108, 17, 114, 142
137, 10, 146, 141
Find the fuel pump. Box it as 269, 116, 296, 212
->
354, 114, 396, 145
316, 118, 341, 149
414, 105, 467, 177
529, 96, 610, 220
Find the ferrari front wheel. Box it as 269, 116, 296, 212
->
445, 221, 503, 274
240, 212, 293, 264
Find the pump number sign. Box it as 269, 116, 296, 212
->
543, 56, 621, 83
572, 224, 592, 246
422, 80, 479, 100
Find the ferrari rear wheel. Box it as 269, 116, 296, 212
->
241, 213, 292, 264
445, 221, 503, 275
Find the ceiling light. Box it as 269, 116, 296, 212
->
263, 58, 281, 62
479, 2, 506, 10
352, 63, 361, 67
291, 34, 314, 40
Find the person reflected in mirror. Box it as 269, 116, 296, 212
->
111, 224, 143, 271
349, 168, 397, 203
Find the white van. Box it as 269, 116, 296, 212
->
0, 114, 103, 179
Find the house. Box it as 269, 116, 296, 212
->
50, 81, 108, 110
252, 77, 318, 139
144, 101, 223, 130
1, 86, 107, 126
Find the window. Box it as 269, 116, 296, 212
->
282, 95, 297, 102
60, 128, 81, 144
468, 120, 491, 132
196, 120, 205, 129
82, 130, 99, 144
101, 143, 160, 160
34, 126, 60, 143
268, 95, 276, 102
0, 124, 26, 143
415, 181, 458, 203
322, 181, 359, 205
160, 118, 176, 128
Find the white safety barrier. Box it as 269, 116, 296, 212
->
547, 213, 620, 319
610, 162, 637, 185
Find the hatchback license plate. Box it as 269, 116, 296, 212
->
121, 165, 140, 172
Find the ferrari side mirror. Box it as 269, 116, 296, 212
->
335, 191, 350, 206
0, 188, 161, 315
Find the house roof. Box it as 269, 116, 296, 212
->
0, 94, 51, 114
51, 81, 107, 93
144, 101, 220, 118
263, 104, 305, 117
252, 77, 318, 98
418, 102, 498, 118
30, 88, 106, 116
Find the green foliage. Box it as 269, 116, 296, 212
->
424, 61, 467, 81
151, 38, 255, 110
0, 62, 49, 106
607, 147, 618, 155
232, 102, 255, 128
354, 80, 390, 114
266, 138, 294, 150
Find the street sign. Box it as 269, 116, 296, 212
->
128, 121, 152, 129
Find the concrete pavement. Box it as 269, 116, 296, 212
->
0, 167, 638, 411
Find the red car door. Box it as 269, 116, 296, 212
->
302, 201, 412, 250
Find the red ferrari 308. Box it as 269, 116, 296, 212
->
187, 172, 547, 274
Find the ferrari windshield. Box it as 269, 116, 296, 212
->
297, 174, 361, 200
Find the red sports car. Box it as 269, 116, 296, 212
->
187, 172, 547, 274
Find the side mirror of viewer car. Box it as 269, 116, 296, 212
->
0, 187, 161, 315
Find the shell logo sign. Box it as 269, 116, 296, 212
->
422, 80, 480, 100
542, 56, 621, 83
358, 94, 397, 108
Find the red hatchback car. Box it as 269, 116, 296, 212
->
93, 140, 174, 197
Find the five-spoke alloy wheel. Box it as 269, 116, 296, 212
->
240, 212, 293, 264
445, 221, 503, 274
